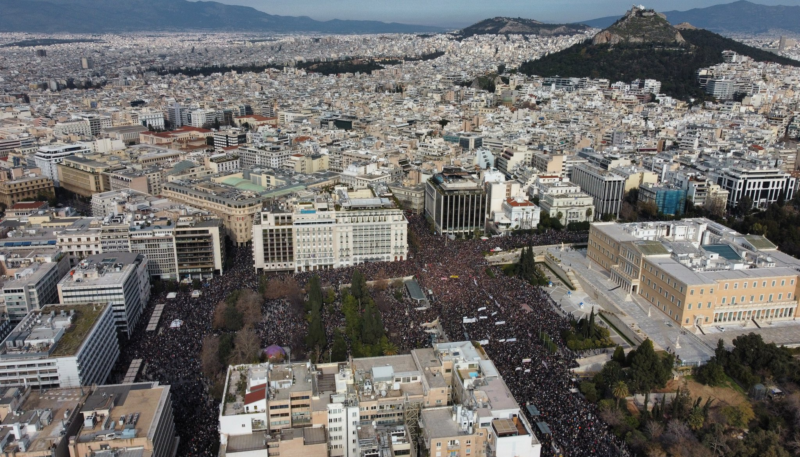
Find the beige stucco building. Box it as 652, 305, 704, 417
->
162, 181, 261, 245
0, 175, 54, 208
219, 341, 540, 457
588, 219, 800, 328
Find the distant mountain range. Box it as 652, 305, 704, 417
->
0, 0, 445, 34
581, 1, 800, 35
521, 5, 800, 101
457, 17, 591, 38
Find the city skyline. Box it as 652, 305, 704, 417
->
189, 0, 800, 27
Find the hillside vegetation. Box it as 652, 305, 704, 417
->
458, 17, 591, 38
519, 27, 800, 100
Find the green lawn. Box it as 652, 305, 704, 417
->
51, 305, 103, 357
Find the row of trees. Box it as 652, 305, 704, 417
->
562, 308, 615, 351
697, 333, 796, 390
503, 246, 549, 286
305, 270, 397, 363
202, 289, 264, 400
339, 270, 397, 358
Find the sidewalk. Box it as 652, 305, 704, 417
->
547, 247, 714, 365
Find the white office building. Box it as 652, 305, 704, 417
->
571, 163, 625, 219
129, 226, 178, 280
238, 145, 290, 169
53, 119, 92, 138
1, 256, 70, 322
0, 303, 119, 388
57, 252, 150, 335
707, 164, 796, 210
135, 110, 166, 130
253, 192, 408, 273
34, 144, 91, 186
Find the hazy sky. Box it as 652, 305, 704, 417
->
192, 0, 800, 28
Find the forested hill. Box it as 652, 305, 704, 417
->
458, 17, 591, 38
518, 27, 800, 100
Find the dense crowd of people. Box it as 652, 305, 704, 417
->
111, 212, 625, 457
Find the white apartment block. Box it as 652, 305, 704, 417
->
75, 382, 179, 457
238, 145, 290, 169
34, 144, 91, 186
56, 228, 102, 261
135, 110, 166, 130
1, 256, 70, 322
53, 119, 92, 138
59, 216, 225, 280
207, 155, 240, 174
57, 252, 150, 335
129, 227, 179, 280
188, 109, 217, 128
91, 189, 150, 218
253, 193, 408, 273
0, 303, 119, 388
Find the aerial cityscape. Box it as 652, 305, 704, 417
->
5, 0, 800, 457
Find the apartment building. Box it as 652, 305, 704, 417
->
0, 386, 88, 457
238, 145, 290, 169
424, 168, 487, 235
0, 175, 55, 207
612, 166, 659, 193
90, 189, 152, 218
588, 219, 800, 328
219, 341, 540, 457
0, 303, 119, 388
162, 181, 261, 245
129, 226, 178, 280
57, 252, 150, 335
56, 227, 102, 261
496, 149, 533, 178
571, 163, 625, 219
577, 149, 632, 171
70, 382, 179, 457
0, 135, 35, 159
532, 153, 565, 176
5, 200, 49, 218
1, 254, 70, 322
107, 168, 164, 196
253, 191, 408, 273
99, 223, 131, 252
214, 130, 247, 149
53, 120, 92, 138
207, 155, 241, 174
285, 153, 329, 174
59, 216, 225, 280
35, 144, 91, 186
174, 217, 225, 278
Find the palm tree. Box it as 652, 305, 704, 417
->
612, 381, 629, 409
556, 211, 564, 223
586, 208, 593, 220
